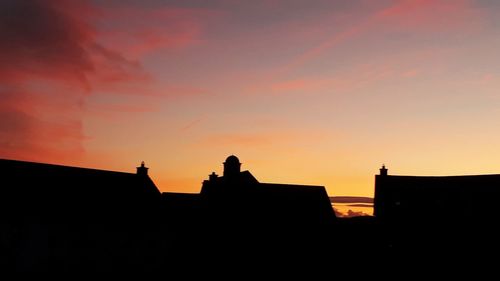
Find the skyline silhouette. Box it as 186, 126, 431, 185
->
2, 155, 500, 272
4, 155, 499, 219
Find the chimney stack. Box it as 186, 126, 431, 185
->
379, 164, 388, 176
137, 161, 149, 176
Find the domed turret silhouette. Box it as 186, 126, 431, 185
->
223, 155, 241, 177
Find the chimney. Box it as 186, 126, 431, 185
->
209, 172, 218, 182
137, 161, 149, 176
379, 164, 388, 176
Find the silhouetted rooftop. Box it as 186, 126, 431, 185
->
0, 158, 161, 222
199, 155, 336, 223
224, 155, 240, 164
374, 172, 500, 222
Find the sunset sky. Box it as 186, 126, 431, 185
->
2, 0, 500, 202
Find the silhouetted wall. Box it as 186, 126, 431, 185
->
375, 173, 500, 223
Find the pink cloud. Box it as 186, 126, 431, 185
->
0, 0, 160, 161
0, 0, 95, 162
265, 62, 395, 96
262, 41, 465, 98
0, 104, 85, 163
278, 0, 482, 76
0, 0, 212, 163
0, 1, 96, 87
269, 76, 358, 95
401, 69, 420, 78
96, 7, 221, 58
281, 24, 367, 75
377, 0, 480, 31
84, 99, 160, 121
271, 78, 328, 92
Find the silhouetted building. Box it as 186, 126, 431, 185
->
0, 156, 339, 272
0, 159, 161, 223
223, 155, 241, 177
198, 155, 335, 224
160, 155, 335, 225
0, 158, 165, 272
6, 157, 499, 271
374, 165, 500, 223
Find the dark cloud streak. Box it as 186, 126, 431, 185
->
344, 204, 374, 208
0, 0, 95, 86
330, 196, 374, 204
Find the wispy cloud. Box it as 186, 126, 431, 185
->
96, 6, 221, 58
330, 196, 374, 204
180, 117, 205, 132
276, 0, 482, 76
198, 130, 332, 148
376, 0, 480, 31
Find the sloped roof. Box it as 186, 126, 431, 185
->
0, 159, 161, 221
199, 169, 336, 223
251, 183, 335, 222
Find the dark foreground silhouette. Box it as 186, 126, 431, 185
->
1, 157, 499, 272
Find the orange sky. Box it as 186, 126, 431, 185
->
2, 0, 500, 198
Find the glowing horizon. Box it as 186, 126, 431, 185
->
2, 0, 500, 202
